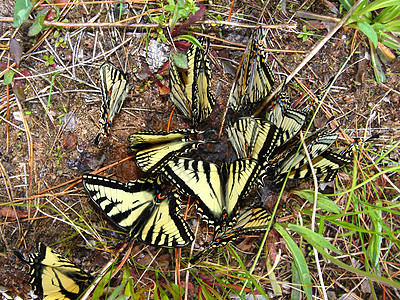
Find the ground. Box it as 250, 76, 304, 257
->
0, 0, 399, 299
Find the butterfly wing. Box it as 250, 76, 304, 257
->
223, 158, 261, 222
191, 38, 215, 123
82, 174, 193, 247
128, 129, 198, 150
289, 146, 354, 182
128, 130, 203, 173
190, 206, 273, 264
95, 62, 129, 144
138, 191, 194, 247
161, 158, 225, 226
228, 27, 275, 110
228, 117, 282, 162
276, 132, 339, 174
170, 38, 215, 123
169, 52, 193, 120
271, 132, 342, 182
15, 242, 92, 300
268, 92, 307, 144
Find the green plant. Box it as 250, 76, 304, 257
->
12, 0, 34, 28
52, 145, 64, 165
12, 0, 63, 36
55, 37, 65, 48
164, 0, 199, 30
340, 0, 400, 82
2, 38, 29, 101
44, 54, 55, 66
148, 0, 201, 43
297, 24, 315, 42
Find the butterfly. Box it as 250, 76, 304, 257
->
265, 131, 341, 183
82, 174, 194, 248
161, 157, 261, 236
267, 89, 308, 143
128, 129, 204, 173
227, 117, 283, 162
228, 26, 275, 110
14, 242, 92, 300
190, 205, 273, 264
169, 37, 215, 124
94, 61, 129, 145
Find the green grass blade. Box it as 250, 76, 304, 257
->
274, 223, 312, 300
292, 190, 343, 214
288, 224, 341, 254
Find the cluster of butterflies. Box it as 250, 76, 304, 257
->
15, 27, 360, 300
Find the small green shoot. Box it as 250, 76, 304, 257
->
55, 37, 65, 48
44, 54, 55, 66
297, 25, 315, 42
164, 0, 199, 30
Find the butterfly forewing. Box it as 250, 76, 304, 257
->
277, 132, 339, 175
128, 130, 203, 173
161, 158, 225, 225
224, 158, 261, 217
128, 129, 197, 150
289, 146, 354, 182
193, 38, 215, 122
169, 56, 193, 119
135, 139, 201, 173
228, 117, 282, 163
82, 175, 155, 232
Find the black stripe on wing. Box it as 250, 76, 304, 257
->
190, 206, 273, 264
82, 174, 193, 248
